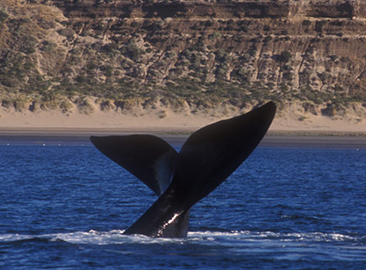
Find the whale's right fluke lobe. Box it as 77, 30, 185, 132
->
124, 101, 276, 237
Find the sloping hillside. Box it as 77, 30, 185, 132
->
0, 0, 366, 129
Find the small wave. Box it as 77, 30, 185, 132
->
0, 234, 34, 243
1, 230, 364, 246
51, 230, 182, 245
0, 230, 184, 246
187, 230, 365, 244
0, 234, 53, 245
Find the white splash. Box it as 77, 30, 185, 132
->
155, 213, 180, 237
0, 230, 364, 246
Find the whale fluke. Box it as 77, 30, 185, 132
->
121, 101, 276, 237
91, 102, 276, 237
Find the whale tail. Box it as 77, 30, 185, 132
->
91, 101, 276, 238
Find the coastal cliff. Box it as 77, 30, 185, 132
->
0, 0, 366, 131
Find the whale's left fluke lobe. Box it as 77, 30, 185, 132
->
90, 134, 188, 236
123, 101, 276, 237
90, 135, 178, 196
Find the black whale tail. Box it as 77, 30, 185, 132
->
123, 101, 276, 237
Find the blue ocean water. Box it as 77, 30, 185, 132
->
0, 140, 366, 269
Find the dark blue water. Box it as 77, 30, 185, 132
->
1, 141, 366, 269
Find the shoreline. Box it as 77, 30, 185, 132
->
1, 128, 366, 149
1, 126, 366, 137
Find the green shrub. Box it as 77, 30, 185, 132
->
158, 110, 167, 118
41, 41, 57, 53
315, 21, 327, 32
279, 50, 292, 63
76, 98, 94, 114
302, 20, 311, 26
131, 21, 140, 28
13, 98, 28, 112
59, 100, 73, 113
1, 99, 12, 109
22, 36, 37, 54
263, 36, 273, 43
330, 54, 338, 62
57, 28, 74, 38
283, 72, 293, 81
122, 40, 145, 61
98, 99, 115, 112
0, 9, 9, 24
263, 25, 271, 31
209, 32, 222, 40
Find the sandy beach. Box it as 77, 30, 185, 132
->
1, 106, 366, 133
1, 105, 366, 148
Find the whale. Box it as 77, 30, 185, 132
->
90, 101, 276, 237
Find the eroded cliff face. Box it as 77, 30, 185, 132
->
0, 0, 366, 119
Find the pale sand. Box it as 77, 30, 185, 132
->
1, 106, 366, 135
1, 107, 366, 148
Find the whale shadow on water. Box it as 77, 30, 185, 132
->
90, 101, 276, 238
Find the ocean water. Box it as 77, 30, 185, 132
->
0, 140, 365, 269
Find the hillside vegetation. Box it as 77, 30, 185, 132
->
0, 0, 366, 122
